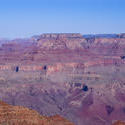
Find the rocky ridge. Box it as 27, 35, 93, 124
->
0, 100, 73, 125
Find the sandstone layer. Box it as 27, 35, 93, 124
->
112, 121, 125, 125
0, 101, 73, 125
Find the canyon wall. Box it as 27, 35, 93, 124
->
0, 33, 125, 125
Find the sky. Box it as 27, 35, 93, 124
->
0, 0, 125, 39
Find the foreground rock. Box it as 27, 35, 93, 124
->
112, 121, 125, 125
0, 101, 73, 125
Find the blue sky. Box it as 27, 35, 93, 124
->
0, 0, 125, 38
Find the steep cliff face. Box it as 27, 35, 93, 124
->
36, 33, 85, 50
0, 100, 74, 125
1, 33, 125, 63
35, 33, 125, 54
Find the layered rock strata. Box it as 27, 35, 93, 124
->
0, 33, 125, 125
0, 101, 74, 125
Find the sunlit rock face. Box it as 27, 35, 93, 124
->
112, 121, 125, 125
0, 33, 125, 125
37, 33, 85, 50
0, 100, 74, 125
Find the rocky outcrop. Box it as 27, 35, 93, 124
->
112, 121, 125, 125
0, 100, 74, 125
36, 33, 86, 50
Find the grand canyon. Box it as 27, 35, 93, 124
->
0, 33, 125, 125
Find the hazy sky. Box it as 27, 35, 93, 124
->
0, 0, 125, 38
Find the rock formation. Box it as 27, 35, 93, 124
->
0, 100, 73, 125
0, 33, 125, 125
112, 121, 125, 125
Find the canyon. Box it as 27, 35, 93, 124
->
0, 33, 125, 125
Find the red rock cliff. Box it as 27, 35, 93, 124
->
0, 101, 74, 125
